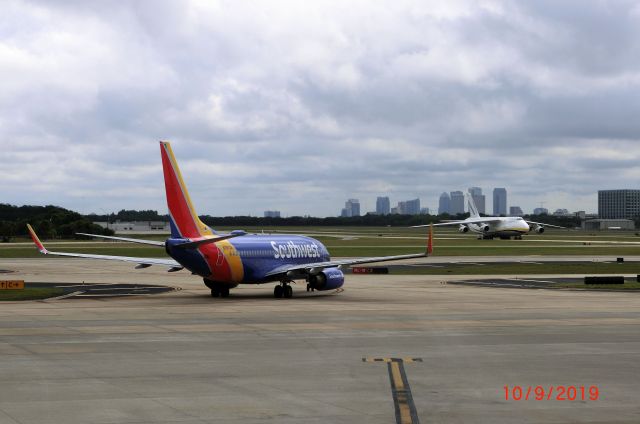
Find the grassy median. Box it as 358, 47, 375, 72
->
0, 287, 65, 301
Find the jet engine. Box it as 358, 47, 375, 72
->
534, 225, 545, 234
479, 224, 490, 233
458, 225, 469, 233
308, 267, 345, 291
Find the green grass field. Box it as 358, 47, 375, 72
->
389, 262, 640, 275
4, 227, 640, 258
553, 281, 640, 290
3, 227, 640, 277
0, 287, 65, 301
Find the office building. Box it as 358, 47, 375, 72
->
264, 210, 281, 218
341, 199, 360, 217
598, 189, 640, 219
493, 188, 507, 216
583, 219, 635, 230
533, 207, 549, 215
376, 196, 390, 215
468, 187, 486, 214
438, 192, 451, 215
450, 191, 465, 215
509, 206, 523, 216
94, 221, 168, 233
401, 198, 421, 215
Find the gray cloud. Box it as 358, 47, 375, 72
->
1, 0, 639, 216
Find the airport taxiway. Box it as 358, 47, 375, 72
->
1, 258, 640, 423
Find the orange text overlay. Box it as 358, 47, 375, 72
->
504, 385, 599, 401
0, 280, 25, 290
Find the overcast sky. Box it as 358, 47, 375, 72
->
2, 0, 640, 217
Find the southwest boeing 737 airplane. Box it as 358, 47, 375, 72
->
28, 141, 432, 298
413, 192, 563, 239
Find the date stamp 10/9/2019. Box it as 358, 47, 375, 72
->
504, 385, 600, 401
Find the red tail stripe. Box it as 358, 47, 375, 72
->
161, 144, 200, 238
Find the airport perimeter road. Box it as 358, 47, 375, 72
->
1, 259, 639, 423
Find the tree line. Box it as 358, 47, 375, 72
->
197, 213, 581, 228
83, 208, 582, 228
0, 204, 582, 242
0, 204, 114, 242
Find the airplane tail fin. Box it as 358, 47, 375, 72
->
466, 193, 480, 218
427, 224, 433, 255
160, 141, 213, 239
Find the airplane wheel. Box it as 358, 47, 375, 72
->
220, 287, 230, 298
211, 289, 220, 298
274, 285, 283, 298
306, 283, 310, 292
284, 285, 293, 298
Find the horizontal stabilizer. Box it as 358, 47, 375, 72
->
76, 233, 165, 246
174, 232, 247, 249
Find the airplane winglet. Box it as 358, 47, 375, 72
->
27, 224, 48, 254
427, 224, 433, 255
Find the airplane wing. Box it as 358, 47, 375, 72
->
28, 225, 182, 269
264, 225, 433, 278
525, 221, 566, 229
412, 217, 504, 228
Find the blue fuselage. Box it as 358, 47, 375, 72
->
166, 234, 331, 284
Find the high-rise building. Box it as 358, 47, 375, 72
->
376, 196, 390, 215
264, 210, 281, 218
438, 192, 451, 215
509, 206, 523, 216
450, 191, 465, 215
533, 207, 549, 215
598, 190, 640, 219
468, 187, 485, 214
404, 198, 421, 215
340, 199, 360, 217
395, 199, 420, 215
493, 188, 507, 216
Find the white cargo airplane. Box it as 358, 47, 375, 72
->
413, 193, 564, 239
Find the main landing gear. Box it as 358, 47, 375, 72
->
210, 286, 230, 298
203, 279, 230, 298
274, 281, 293, 299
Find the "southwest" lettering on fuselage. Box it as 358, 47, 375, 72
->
270, 241, 320, 259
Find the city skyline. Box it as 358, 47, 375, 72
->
338, 187, 589, 218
